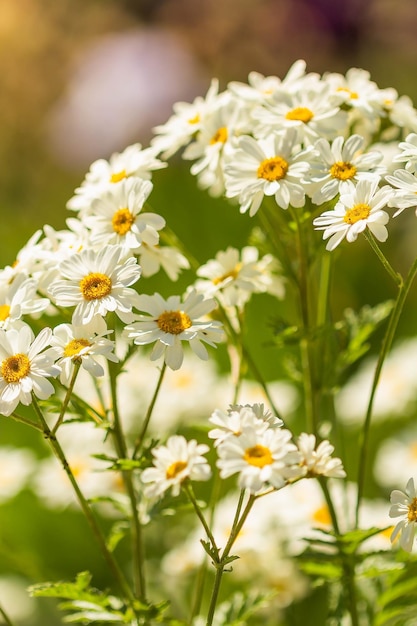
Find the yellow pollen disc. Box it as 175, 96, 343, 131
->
336, 87, 359, 99
0, 304, 10, 322
79, 273, 112, 301
64, 338, 91, 358
210, 126, 228, 145
408, 497, 417, 523
212, 263, 242, 285
112, 207, 135, 235
243, 444, 273, 468
343, 202, 371, 224
285, 107, 314, 123
1, 353, 30, 384
410, 442, 417, 459
312, 505, 332, 526
188, 113, 200, 124
257, 156, 289, 182
166, 460, 187, 480
110, 169, 127, 184
330, 161, 357, 181
157, 310, 192, 335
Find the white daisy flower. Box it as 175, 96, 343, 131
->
209, 403, 283, 447
183, 94, 243, 196
386, 169, 417, 216
51, 322, 119, 386
124, 289, 224, 370
227, 60, 309, 104
252, 81, 347, 145
224, 129, 311, 215
48, 245, 142, 327
389, 477, 417, 552
296, 433, 346, 478
216, 426, 302, 493
0, 324, 60, 416
141, 435, 211, 499
392, 132, 417, 172
0, 273, 50, 330
151, 78, 221, 159
313, 178, 393, 251
307, 134, 384, 205
67, 143, 166, 213
137, 241, 190, 281
195, 245, 285, 308
326, 67, 397, 119
84, 178, 165, 250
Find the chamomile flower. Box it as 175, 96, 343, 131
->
84, 178, 165, 250
195, 246, 285, 308
296, 433, 346, 478
216, 426, 302, 493
252, 81, 347, 145
51, 322, 118, 386
307, 134, 384, 205
389, 477, 417, 552
209, 403, 283, 447
227, 60, 308, 104
386, 169, 417, 216
313, 178, 393, 251
392, 133, 417, 172
124, 289, 224, 370
0, 324, 60, 416
141, 435, 211, 499
151, 78, 221, 159
48, 245, 142, 327
67, 143, 166, 213
224, 129, 311, 215
137, 241, 190, 281
0, 273, 50, 330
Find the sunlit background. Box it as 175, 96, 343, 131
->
2, 1, 417, 623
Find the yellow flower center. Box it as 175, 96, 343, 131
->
312, 505, 332, 526
79, 273, 112, 301
243, 444, 273, 468
257, 156, 289, 182
330, 161, 357, 181
157, 310, 192, 335
64, 338, 91, 358
212, 263, 242, 285
337, 87, 359, 99
1, 353, 30, 384
188, 113, 200, 124
166, 460, 187, 480
285, 107, 314, 123
408, 497, 417, 523
110, 169, 127, 184
0, 304, 10, 322
112, 208, 135, 236
210, 127, 228, 145
343, 203, 371, 225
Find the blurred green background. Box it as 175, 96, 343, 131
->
2, 0, 417, 623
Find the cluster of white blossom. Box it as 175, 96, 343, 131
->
151, 60, 417, 251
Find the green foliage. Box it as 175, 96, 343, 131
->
28, 571, 171, 625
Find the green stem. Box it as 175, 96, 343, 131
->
132, 362, 167, 459
205, 492, 256, 626
364, 231, 403, 287
0, 603, 16, 626
30, 396, 136, 610
356, 254, 417, 524
10, 411, 43, 432
292, 207, 318, 435
183, 482, 220, 559
52, 362, 81, 435
108, 360, 146, 601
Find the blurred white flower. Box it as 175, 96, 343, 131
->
141, 435, 211, 498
